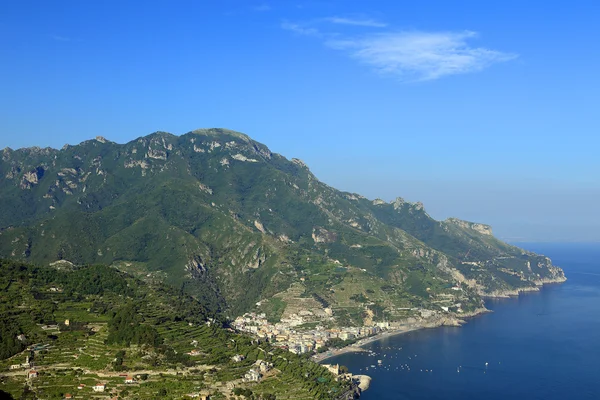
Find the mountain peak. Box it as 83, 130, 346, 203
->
392, 197, 424, 211
191, 128, 252, 143
13, 146, 57, 156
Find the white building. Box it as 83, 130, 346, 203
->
255, 359, 273, 373
92, 384, 105, 392
244, 369, 261, 382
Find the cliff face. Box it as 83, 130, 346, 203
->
0, 128, 566, 321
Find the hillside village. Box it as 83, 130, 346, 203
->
231, 305, 465, 358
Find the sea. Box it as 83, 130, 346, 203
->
328, 243, 600, 400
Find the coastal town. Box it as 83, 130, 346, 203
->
233, 311, 387, 354
231, 306, 458, 359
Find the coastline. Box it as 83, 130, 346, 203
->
313, 325, 425, 363
480, 276, 567, 298
313, 278, 567, 363
313, 307, 490, 363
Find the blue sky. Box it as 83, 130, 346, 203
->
1, 0, 599, 241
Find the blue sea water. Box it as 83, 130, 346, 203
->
328, 243, 600, 400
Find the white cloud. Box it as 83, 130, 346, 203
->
324, 16, 387, 28
281, 15, 385, 38
326, 31, 517, 81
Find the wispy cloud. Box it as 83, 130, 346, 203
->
281, 14, 385, 37
326, 31, 517, 82
281, 21, 321, 37
281, 16, 516, 82
323, 16, 387, 28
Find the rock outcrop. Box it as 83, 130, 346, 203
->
445, 217, 493, 236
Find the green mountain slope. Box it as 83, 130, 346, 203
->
0, 128, 565, 323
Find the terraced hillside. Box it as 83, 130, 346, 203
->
0, 259, 353, 399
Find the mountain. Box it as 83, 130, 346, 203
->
0, 128, 565, 324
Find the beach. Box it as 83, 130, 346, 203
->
313, 324, 428, 363
313, 307, 491, 363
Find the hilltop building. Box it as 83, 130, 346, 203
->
243, 369, 261, 382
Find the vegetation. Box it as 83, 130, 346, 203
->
0, 259, 352, 399
106, 305, 163, 347
0, 320, 25, 360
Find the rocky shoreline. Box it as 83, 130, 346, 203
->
481, 276, 567, 298
315, 277, 567, 364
